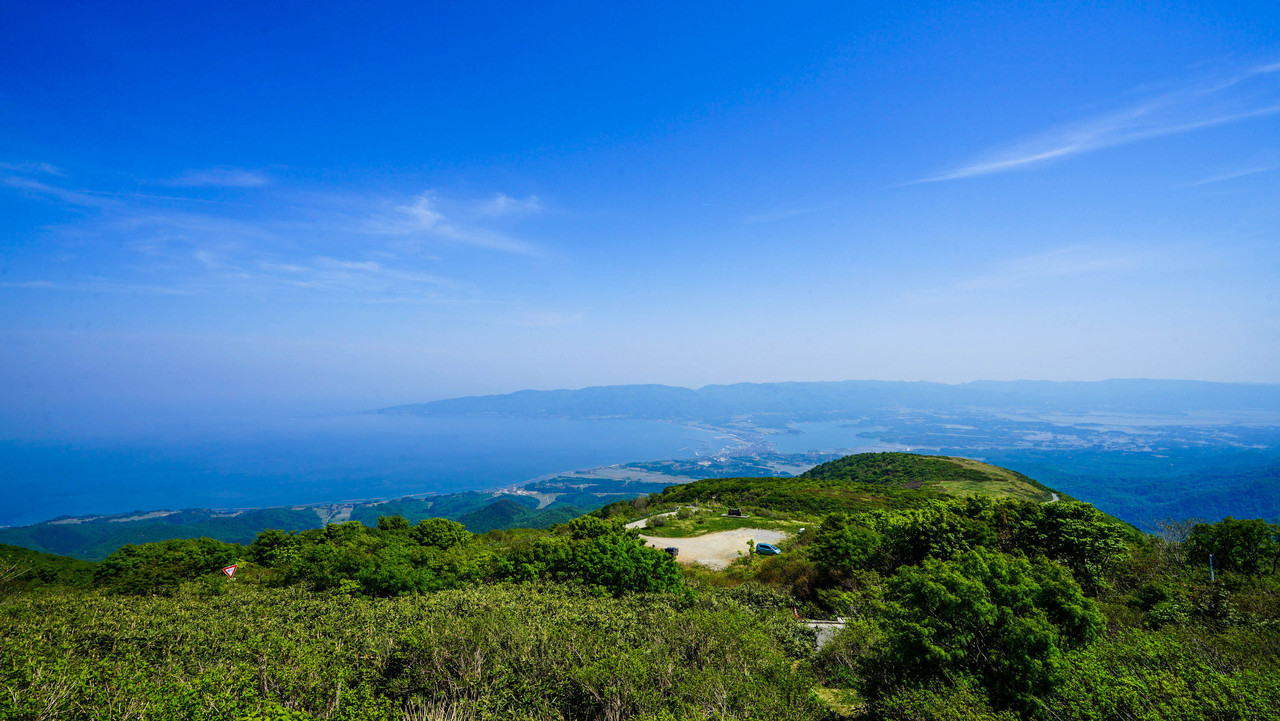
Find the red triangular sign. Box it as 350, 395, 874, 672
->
222, 565, 237, 578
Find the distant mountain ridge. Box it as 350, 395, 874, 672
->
383, 379, 1280, 422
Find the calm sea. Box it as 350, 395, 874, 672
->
0, 414, 722, 527
768, 421, 890, 454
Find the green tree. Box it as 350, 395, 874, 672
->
1186, 517, 1279, 577
499, 533, 682, 596
810, 514, 884, 575
377, 514, 411, 532
248, 528, 300, 568
561, 514, 626, 540
1014, 501, 1129, 591
411, 518, 472, 550
868, 547, 1103, 715
95, 537, 238, 595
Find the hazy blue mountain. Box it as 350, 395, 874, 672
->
383, 379, 1280, 421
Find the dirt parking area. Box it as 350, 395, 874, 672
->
639, 528, 789, 570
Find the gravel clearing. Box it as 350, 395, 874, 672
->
639, 528, 789, 569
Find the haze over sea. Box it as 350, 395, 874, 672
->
0, 414, 720, 528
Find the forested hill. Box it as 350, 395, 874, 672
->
382, 379, 1280, 421
652, 452, 1067, 513
800, 452, 1063, 500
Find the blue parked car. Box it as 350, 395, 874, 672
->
755, 543, 781, 556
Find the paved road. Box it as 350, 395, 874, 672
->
639, 527, 788, 569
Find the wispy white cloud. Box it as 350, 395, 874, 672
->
166, 167, 271, 188
0, 278, 194, 295
0, 167, 540, 303
0, 174, 114, 208
0, 161, 63, 175
1187, 157, 1280, 186
1, 163, 258, 210
368, 191, 539, 254
920, 62, 1280, 182
478, 192, 542, 216
175, 245, 465, 300
386, 192, 446, 231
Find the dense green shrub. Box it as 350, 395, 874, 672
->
274, 520, 493, 597
1186, 517, 1280, 577
808, 497, 1129, 592
94, 537, 239, 596
1046, 626, 1280, 720
410, 517, 471, 549
497, 532, 682, 597
864, 548, 1104, 716
0, 584, 827, 721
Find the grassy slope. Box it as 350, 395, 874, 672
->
800, 451, 1062, 504
651, 453, 1065, 523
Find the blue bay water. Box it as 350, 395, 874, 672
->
768, 421, 888, 454
0, 414, 722, 527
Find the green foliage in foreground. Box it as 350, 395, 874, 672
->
6, 450, 1280, 720
238, 514, 682, 599
1043, 624, 1280, 721
717, 487, 1277, 720
810, 496, 1131, 592
0, 584, 826, 721
869, 549, 1104, 716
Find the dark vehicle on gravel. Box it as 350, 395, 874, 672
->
663, 547, 679, 558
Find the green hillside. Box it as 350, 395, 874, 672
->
0, 507, 327, 561
0, 492, 611, 561
800, 452, 1063, 503
0, 542, 96, 590
648, 452, 1065, 518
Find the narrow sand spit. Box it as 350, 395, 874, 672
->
639, 528, 788, 570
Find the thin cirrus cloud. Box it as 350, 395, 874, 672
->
188, 246, 464, 300
367, 192, 540, 255
477, 192, 542, 216
0, 165, 537, 304
920, 62, 1280, 183
0, 278, 195, 295
0, 171, 115, 208
0, 161, 63, 176
1187, 157, 1280, 186
165, 167, 272, 188
741, 207, 822, 225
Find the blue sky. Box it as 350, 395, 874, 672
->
2, 1, 1279, 435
